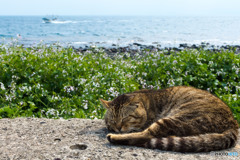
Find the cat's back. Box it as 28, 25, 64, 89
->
135, 86, 212, 98
136, 86, 234, 120
135, 86, 224, 106
150, 86, 227, 108
163, 86, 227, 108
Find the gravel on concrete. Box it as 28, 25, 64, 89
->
0, 118, 239, 160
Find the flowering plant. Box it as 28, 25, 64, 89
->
0, 43, 239, 123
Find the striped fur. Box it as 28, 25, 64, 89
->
143, 129, 238, 152
101, 86, 239, 152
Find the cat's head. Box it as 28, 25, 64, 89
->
100, 94, 147, 133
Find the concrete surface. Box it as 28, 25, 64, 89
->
0, 118, 239, 160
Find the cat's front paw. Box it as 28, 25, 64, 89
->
107, 133, 116, 143
107, 134, 129, 145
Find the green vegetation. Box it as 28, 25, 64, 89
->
0, 43, 239, 124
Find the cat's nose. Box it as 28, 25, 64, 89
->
120, 127, 127, 133
116, 125, 122, 133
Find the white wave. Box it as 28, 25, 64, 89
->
51, 20, 78, 24
72, 42, 88, 45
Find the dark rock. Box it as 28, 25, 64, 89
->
172, 47, 182, 52
234, 45, 240, 48
191, 44, 198, 49
110, 48, 117, 53
133, 43, 142, 46
140, 45, 147, 49
70, 144, 88, 150
179, 43, 189, 48
146, 45, 155, 50
200, 42, 210, 48
73, 43, 240, 56
132, 153, 138, 156
54, 138, 61, 142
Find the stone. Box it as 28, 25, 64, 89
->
0, 118, 239, 160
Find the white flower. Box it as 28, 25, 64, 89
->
5, 95, 12, 101
72, 109, 76, 112
79, 78, 87, 85
107, 87, 120, 97
233, 95, 237, 101
51, 95, 59, 100
167, 79, 175, 86
125, 74, 132, 79
130, 65, 137, 69
36, 83, 41, 89
46, 108, 59, 117
93, 82, 100, 87
142, 72, 147, 76
83, 101, 88, 110
236, 68, 239, 75
224, 86, 229, 91
173, 60, 178, 64
209, 61, 213, 65
236, 86, 240, 92
217, 71, 222, 76
12, 75, 19, 80
64, 86, 75, 93
0, 82, 5, 90
148, 85, 154, 89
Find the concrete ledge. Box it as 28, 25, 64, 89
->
0, 118, 239, 160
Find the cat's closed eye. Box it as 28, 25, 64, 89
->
122, 115, 140, 124
129, 115, 140, 119
128, 117, 138, 123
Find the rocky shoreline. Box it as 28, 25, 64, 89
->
72, 43, 240, 55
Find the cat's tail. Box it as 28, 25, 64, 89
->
143, 129, 238, 152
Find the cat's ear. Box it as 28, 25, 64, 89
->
99, 99, 111, 109
126, 94, 135, 101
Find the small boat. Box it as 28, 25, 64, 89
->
42, 17, 57, 23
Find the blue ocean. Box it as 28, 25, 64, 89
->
0, 16, 240, 47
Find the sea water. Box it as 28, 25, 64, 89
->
0, 16, 240, 47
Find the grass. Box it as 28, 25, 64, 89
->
0, 42, 239, 124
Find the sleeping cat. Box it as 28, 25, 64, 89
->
100, 86, 239, 152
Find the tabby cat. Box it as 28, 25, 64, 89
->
100, 86, 239, 152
